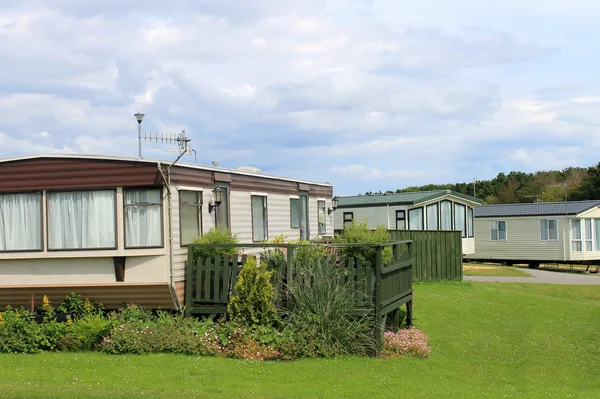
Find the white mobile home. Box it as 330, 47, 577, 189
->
0, 154, 334, 309
469, 200, 600, 267
334, 190, 482, 255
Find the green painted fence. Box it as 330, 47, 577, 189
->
388, 230, 462, 282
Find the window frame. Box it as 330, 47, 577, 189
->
395, 210, 406, 230
585, 218, 593, 252
46, 188, 118, 251
251, 195, 268, 242
179, 190, 203, 247
343, 212, 354, 227
123, 187, 164, 249
467, 207, 474, 238
317, 200, 326, 235
0, 191, 44, 253
408, 207, 424, 230
290, 198, 300, 229
539, 219, 559, 242
570, 219, 582, 252
491, 220, 507, 241
426, 203, 439, 231
214, 183, 231, 231
454, 203, 467, 238
440, 200, 453, 230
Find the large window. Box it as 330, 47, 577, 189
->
317, 200, 326, 235
596, 219, 600, 251
124, 188, 162, 248
290, 198, 300, 229
571, 219, 582, 252
585, 219, 593, 251
491, 220, 507, 241
408, 207, 423, 230
0, 192, 42, 251
251, 196, 268, 242
467, 207, 474, 238
426, 203, 438, 230
395, 210, 405, 230
440, 200, 452, 230
540, 219, 558, 241
180, 190, 202, 246
454, 203, 466, 238
343, 212, 354, 227
47, 190, 116, 250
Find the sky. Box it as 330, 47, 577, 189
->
1, 1, 599, 196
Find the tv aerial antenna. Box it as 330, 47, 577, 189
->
135, 113, 194, 159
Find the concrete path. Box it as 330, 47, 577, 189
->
464, 268, 600, 285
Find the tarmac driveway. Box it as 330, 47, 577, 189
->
463, 268, 600, 285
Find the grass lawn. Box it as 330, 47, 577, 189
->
463, 263, 533, 277
2, 282, 600, 399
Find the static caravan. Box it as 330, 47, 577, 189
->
0, 154, 334, 310
469, 200, 600, 267
333, 190, 482, 255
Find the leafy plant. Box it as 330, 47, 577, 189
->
58, 293, 104, 319
260, 234, 287, 272
227, 257, 278, 327
288, 238, 328, 266
284, 258, 376, 357
0, 306, 67, 353
334, 220, 392, 265
193, 228, 239, 262
66, 313, 115, 351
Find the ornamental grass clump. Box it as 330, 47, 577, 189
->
381, 328, 431, 358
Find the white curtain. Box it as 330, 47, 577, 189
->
48, 190, 115, 249
0, 193, 42, 251
251, 196, 267, 241
454, 204, 466, 237
125, 189, 162, 247
571, 219, 582, 252
595, 219, 600, 251
408, 208, 423, 230
440, 201, 452, 230
540, 220, 549, 241
467, 207, 474, 237
426, 204, 438, 230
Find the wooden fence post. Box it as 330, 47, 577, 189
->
185, 245, 195, 314
375, 246, 384, 354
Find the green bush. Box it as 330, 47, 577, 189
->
334, 220, 392, 265
0, 306, 68, 353
193, 228, 239, 261
58, 293, 104, 319
227, 257, 278, 327
288, 238, 328, 266
260, 234, 287, 272
284, 258, 376, 357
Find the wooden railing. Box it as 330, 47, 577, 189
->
185, 241, 413, 353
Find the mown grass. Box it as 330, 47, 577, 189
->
1, 282, 599, 399
463, 263, 533, 277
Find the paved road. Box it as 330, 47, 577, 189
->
464, 268, 600, 285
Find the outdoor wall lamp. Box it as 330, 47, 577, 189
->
328, 197, 339, 215
208, 186, 223, 213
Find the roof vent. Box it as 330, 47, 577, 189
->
212, 160, 219, 167
446, 189, 451, 194
236, 166, 262, 174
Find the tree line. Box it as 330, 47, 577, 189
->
364, 162, 600, 204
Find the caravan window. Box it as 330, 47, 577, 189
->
491, 221, 507, 241
571, 219, 582, 252
454, 203, 466, 238
124, 188, 163, 248
426, 203, 438, 230
48, 190, 116, 250
540, 219, 558, 241
0, 192, 42, 251
179, 190, 202, 246
317, 200, 326, 235
440, 200, 452, 230
408, 208, 423, 230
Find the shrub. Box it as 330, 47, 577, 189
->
58, 293, 104, 319
108, 304, 153, 324
100, 315, 214, 356
260, 234, 287, 272
0, 306, 67, 353
227, 257, 278, 327
381, 328, 431, 358
193, 228, 238, 262
288, 238, 328, 266
334, 221, 392, 265
284, 258, 376, 357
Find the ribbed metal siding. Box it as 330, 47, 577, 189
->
0, 158, 162, 192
